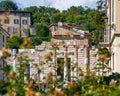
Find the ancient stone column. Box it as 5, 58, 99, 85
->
13, 49, 17, 72
84, 46, 89, 75
29, 61, 32, 79
53, 49, 57, 77
70, 55, 74, 81
64, 47, 68, 81
73, 46, 78, 80
53, 50, 56, 67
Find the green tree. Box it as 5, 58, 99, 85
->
0, 0, 18, 10
52, 12, 61, 23
25, 6, 38, 24
34, 23, 50, 38
25, 6, 60, 25
25, 4, 105, 45
6, 36, 23, 49
97, 0, 105, 10
31, 37, 42, 46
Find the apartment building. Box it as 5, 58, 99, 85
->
0, 10, 32, 37
105, 0, 120, 73
0, 26, 9, 81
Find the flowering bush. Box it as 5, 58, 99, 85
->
0, 48, 11, 58
1, 47, 120, 96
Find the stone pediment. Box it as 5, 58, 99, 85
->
52, 27, 80, 36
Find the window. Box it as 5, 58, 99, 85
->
14, 13, 19, 16
112, 0, 114, 22
4, 19, 9, 24
14, 19, 19, 24
13, 28, 18, 32
22, 13, 27, 17
22, 20, 27, 25
7, 27, 10, 32
26, 64, 30, 79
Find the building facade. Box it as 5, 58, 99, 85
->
0, 27, 9, 81
105, 0, 120, 73
0, 10, 32, 37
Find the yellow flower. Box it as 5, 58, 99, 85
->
4, 93, 10, 96
34, 77, 41, 83
11, 88, 16, 96
73, 94, 78, 96
99, 54, 106, 61
23, 38, 31, 46
24, 82, 33, 89
7, 72, 15, 79
35, 92, 42, 96
67, 82, 76, 90
48, 71, 55, 77
53, 89, 66, 96
25, 90, 35, 96
109, 79, 117, 86
46, 71, 55, 83
44, 53, 51, 60
1, 48, 10, 58
56, 63, 60, 68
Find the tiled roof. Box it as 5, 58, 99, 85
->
0, 10, 31, 13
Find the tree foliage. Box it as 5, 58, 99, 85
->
6, 36, 42, 49
34, 23, 50, 38
6, 36, 23, 49
25, 5, 105, 45
0, 0, 18, 10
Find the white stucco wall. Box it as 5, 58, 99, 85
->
111, 36, 120, 73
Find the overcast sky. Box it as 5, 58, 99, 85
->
12, 0, 97, 11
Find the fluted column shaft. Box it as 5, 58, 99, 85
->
64, 47, 68, 81
53, 50, 56, 66
13, 49, 17, 72
73, 46, 78, 80
84, 46, 89, 75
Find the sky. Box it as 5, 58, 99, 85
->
9, 0, 97, 11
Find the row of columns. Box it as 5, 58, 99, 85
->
53, 45, 89, 81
